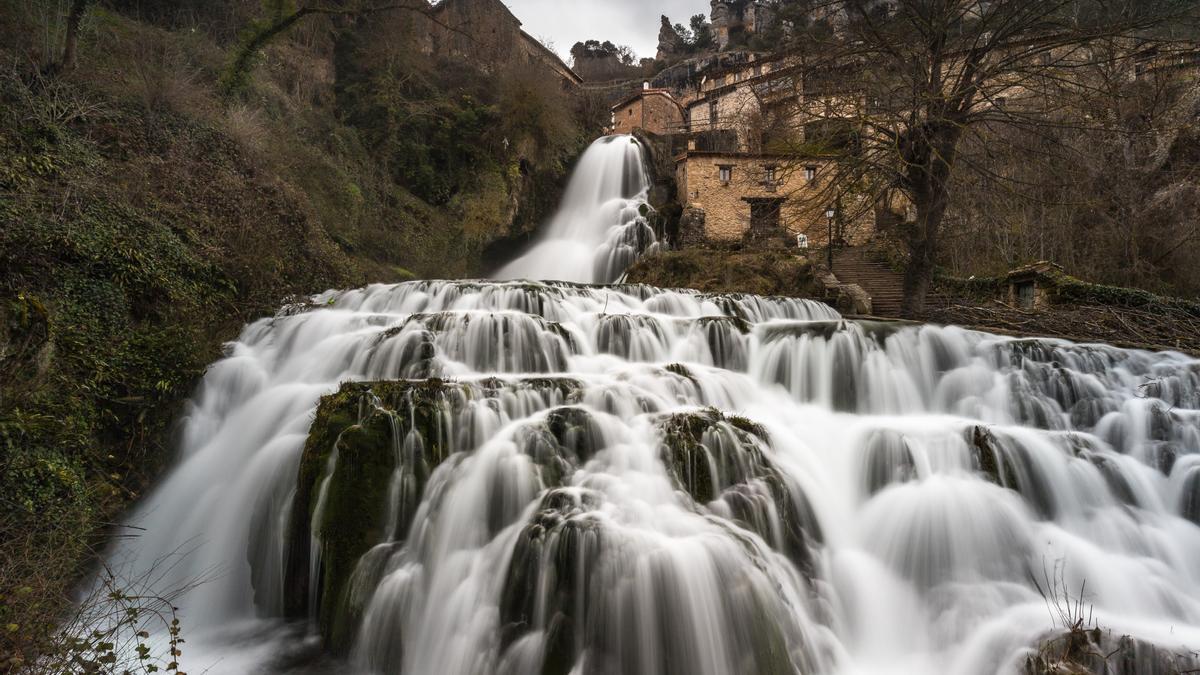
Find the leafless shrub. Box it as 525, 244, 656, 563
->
222, 102, 269, 156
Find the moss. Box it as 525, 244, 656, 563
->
286, 380, 463, 652
966, 425, 1056, 518
758, 320, 846, 342
657, 408, 822, 577
697, 315, 752, 335
664, 362, 698, 384
286, 377, 593, 650
499, 489, 604, 675
625, 248, 822, 299
316, 413, 397, 653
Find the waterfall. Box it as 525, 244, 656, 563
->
493, 134, 656, 284
98, 141, 1200, 675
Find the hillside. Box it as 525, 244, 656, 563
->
0, 2, 598, 664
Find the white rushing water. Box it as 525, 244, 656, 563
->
493, 135, 655, 284
101, 137, 1200, 675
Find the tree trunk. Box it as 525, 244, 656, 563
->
59, 0, 89, 72
899, 126, 960, 318
900, 245, 934, 317
221, 8, 314, 97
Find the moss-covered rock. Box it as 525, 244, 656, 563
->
284, 377, 591, 652
284, 380, 463, 652
625, 247, 823, 299
499, 489, 605, 675
657, 409, 822, 576
966, 425, 1057, 518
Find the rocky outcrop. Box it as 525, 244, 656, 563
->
631, 129, 683, 244
283, 380, 462, 652
657, 15, 685, 61
678, 207, 708, 247
1025, 628, 1200, 675
655, 408, 823, 576
818, 272, 873, 316
283, 377, 591, 653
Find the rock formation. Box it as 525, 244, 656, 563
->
657, 15, 685, 61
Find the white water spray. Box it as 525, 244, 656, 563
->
99, 139, 1200, 675
493, 135, 655, 284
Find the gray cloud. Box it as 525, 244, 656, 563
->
505, 0, 710, 62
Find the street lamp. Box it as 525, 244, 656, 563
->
825, 206, 836, 270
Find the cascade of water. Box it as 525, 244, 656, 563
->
493, 134, 656, 284
103, 278, 1200, 675
95, 132, 1200, 674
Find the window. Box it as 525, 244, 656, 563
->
805, 166, 818, 182
764, 166, 777, 183
628, 108, 634, 116
719, 165, 733, 183
709, 100, 719, 126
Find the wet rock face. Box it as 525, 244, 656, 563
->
656, 409, 823, 576
283, 378, 588, 652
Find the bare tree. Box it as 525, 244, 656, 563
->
770, 0, 1197, 316
944, 44, 1200, 295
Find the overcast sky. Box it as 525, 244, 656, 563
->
505, 0, 711, 62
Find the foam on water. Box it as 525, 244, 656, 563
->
98, 135, 1200, 674
104, 280, 1200, 674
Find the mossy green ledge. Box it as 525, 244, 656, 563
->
281, 377, 584, 653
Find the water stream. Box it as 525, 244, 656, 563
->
493, 134, 655, 285
102, 136, 1200, 674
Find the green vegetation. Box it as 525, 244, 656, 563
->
286, 380, 466, 652
625, 247, 823, 298
284, 378, 592, 653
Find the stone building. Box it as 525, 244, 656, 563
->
611, 87, 687, 136
425, 0, 581, 86
675, 151, 872, 245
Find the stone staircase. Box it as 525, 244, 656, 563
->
832, 247, 906, 317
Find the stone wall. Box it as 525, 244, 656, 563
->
612, 97, 645, 136
677, 152, 873, 244
612, 91, 686, 136
426, 0, 580, 86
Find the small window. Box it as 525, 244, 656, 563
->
805, 166, 818, 182
764, 167, 777, 183
709, 100, 719, 126
719, 165, 733, 183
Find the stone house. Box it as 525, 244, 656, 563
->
675, 151, 874, 245
425, 0, 581, 87
1005, 261, 1065, 310
611, 88, 687, 136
